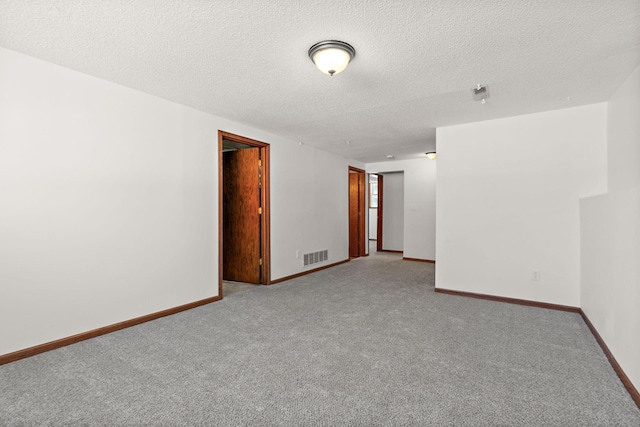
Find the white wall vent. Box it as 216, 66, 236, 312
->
303, 249, 328, 267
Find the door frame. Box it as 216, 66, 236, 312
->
376, 174, 384, 252
348, 166, 366, 258
218, 130, 271, 296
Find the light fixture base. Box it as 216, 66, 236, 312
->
472, 84, 490, 102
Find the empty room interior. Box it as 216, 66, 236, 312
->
1, 1, 640, 425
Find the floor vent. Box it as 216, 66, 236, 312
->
303, 249, 328, 267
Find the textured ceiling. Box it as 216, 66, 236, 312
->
1, 0, 639, 163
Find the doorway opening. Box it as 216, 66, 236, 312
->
368, 173, 380, 253
348, 166, 366, 258
218, 131, 271, 298
374, 171, 404, 253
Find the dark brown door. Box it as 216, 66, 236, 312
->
377, 174, 384, 252
349, 172, 360, 258
223, 148, 261, 283
349, 168, 366, 258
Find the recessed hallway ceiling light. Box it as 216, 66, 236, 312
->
308, 40, 356, 76
426, 152, 437, 160
386, 155, 394, 159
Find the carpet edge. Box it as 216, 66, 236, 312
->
580, 309, 640, 409
0, 295, 221, 365
434, 287, 639, 410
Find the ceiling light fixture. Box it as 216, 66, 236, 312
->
308, 40, 356, 76
426, 152, 437, 160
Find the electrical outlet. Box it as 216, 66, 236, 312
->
296, 250, 300, 259
531, 269, 540, 281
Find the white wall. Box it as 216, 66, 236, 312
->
581, 190, 640, 390
381, 172, 404, 251
581, 64, 640, 391
607, 64, 640, 192
271, 146, 359, 277
368, 208, 377, 240
0, 47, 353, 356
436, 104, 607, 307
367, 158, 436, 260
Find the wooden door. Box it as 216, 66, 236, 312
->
349, 172, 360, 258
349, 168, 366, 258
223, 148, 261, 283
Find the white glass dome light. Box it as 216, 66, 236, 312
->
308, 40, 356, 76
